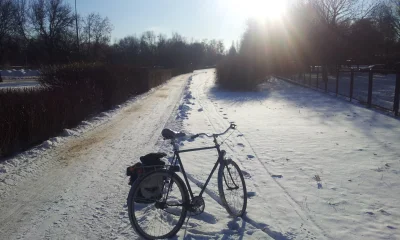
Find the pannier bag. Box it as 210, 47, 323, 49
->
126, 152, 167, 203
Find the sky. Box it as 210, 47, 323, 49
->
66, 0, 284, 49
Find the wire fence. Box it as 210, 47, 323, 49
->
280, 67, 400, 116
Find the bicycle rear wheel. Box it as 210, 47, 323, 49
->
127, 170, 189, 239
218, 159, 247, 217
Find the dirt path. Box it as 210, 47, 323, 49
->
0, 74, 191, 240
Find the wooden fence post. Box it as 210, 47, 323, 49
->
367, 70, 373, 108
393, 73, 400, 116
350, 69, 354, 101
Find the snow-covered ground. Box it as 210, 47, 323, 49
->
0, 79, 40, 89
0, 69, 40, 78
176, 70, 399, 239
290, 72, 399, 110
0, 69, 40, 89
1, 70, 399, 239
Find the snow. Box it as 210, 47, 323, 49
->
290, 72, 399, 110
173, 71, 399, 239
0, 75, 181, 177
1, 69, 399, 239
0, 80, 40, 89
0, 69, 40, 78
0, 69, 40, 89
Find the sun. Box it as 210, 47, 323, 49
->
227, 0, 287, 21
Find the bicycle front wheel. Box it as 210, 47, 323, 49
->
127, 170, 189, 239
218, 159, 247, 217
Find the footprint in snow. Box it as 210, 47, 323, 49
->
241, 170, 251, 178
237, 134, 244, 137
247, 155, 255, 159
247, 192, 256, 198
198, 108, 203, 112
237, 143, 245, 147
379, 209, 390, 216
223, 117, 228, 119
271, 174, 283, 178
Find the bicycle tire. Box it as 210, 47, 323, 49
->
218, 159, 247, 217
127, 169, 189, 239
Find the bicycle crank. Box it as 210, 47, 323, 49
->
188, 196, 205, 215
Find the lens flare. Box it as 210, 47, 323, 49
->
227, 0, 287, 21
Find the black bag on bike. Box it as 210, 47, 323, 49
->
126, 152, 167, 203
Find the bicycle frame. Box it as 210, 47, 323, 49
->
170, 137, 226, 200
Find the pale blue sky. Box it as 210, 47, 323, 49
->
67, 0, 254, 48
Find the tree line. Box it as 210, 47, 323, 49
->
0, 0, 225, 68
231, 0, 400, 74
218, 0, 400, 89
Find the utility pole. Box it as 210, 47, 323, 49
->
75, 0, 80, 54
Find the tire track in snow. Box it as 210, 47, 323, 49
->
163, 72, 276, 238
181, 74, 289, 239
191, 71, 329, 239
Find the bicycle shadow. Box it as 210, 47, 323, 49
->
177, 213, 290, 240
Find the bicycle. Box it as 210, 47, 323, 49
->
127, 123, 247, 239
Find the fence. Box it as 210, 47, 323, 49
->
281, 67, 400, 116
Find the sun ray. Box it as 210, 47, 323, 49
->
227, 0, 287, 21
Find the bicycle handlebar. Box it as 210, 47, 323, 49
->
191, 123, 237, 140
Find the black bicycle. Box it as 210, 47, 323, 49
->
127, 123, 247, 239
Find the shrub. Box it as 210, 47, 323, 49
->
0, 86, 102, 157
216, 55, 265, 90
0, 63, 172, 158
39, 63, 149, 108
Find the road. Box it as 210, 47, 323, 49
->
0, 74, 190, 239
2, 69, 399, 240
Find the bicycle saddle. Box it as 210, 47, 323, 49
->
162, 128, 186, 139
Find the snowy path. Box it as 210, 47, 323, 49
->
171, 70, 400, 239
1, 69, 399, 240
0, 74, 190, 239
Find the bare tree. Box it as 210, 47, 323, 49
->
0, 0, 17, 46
387, 0, 400, 37
14, 0, 28, 39
81, 12, 112, 61
311, 0, 357, 27
141, 31, 156, 47
29, 0, 74, 62
82, 13, 112, 46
